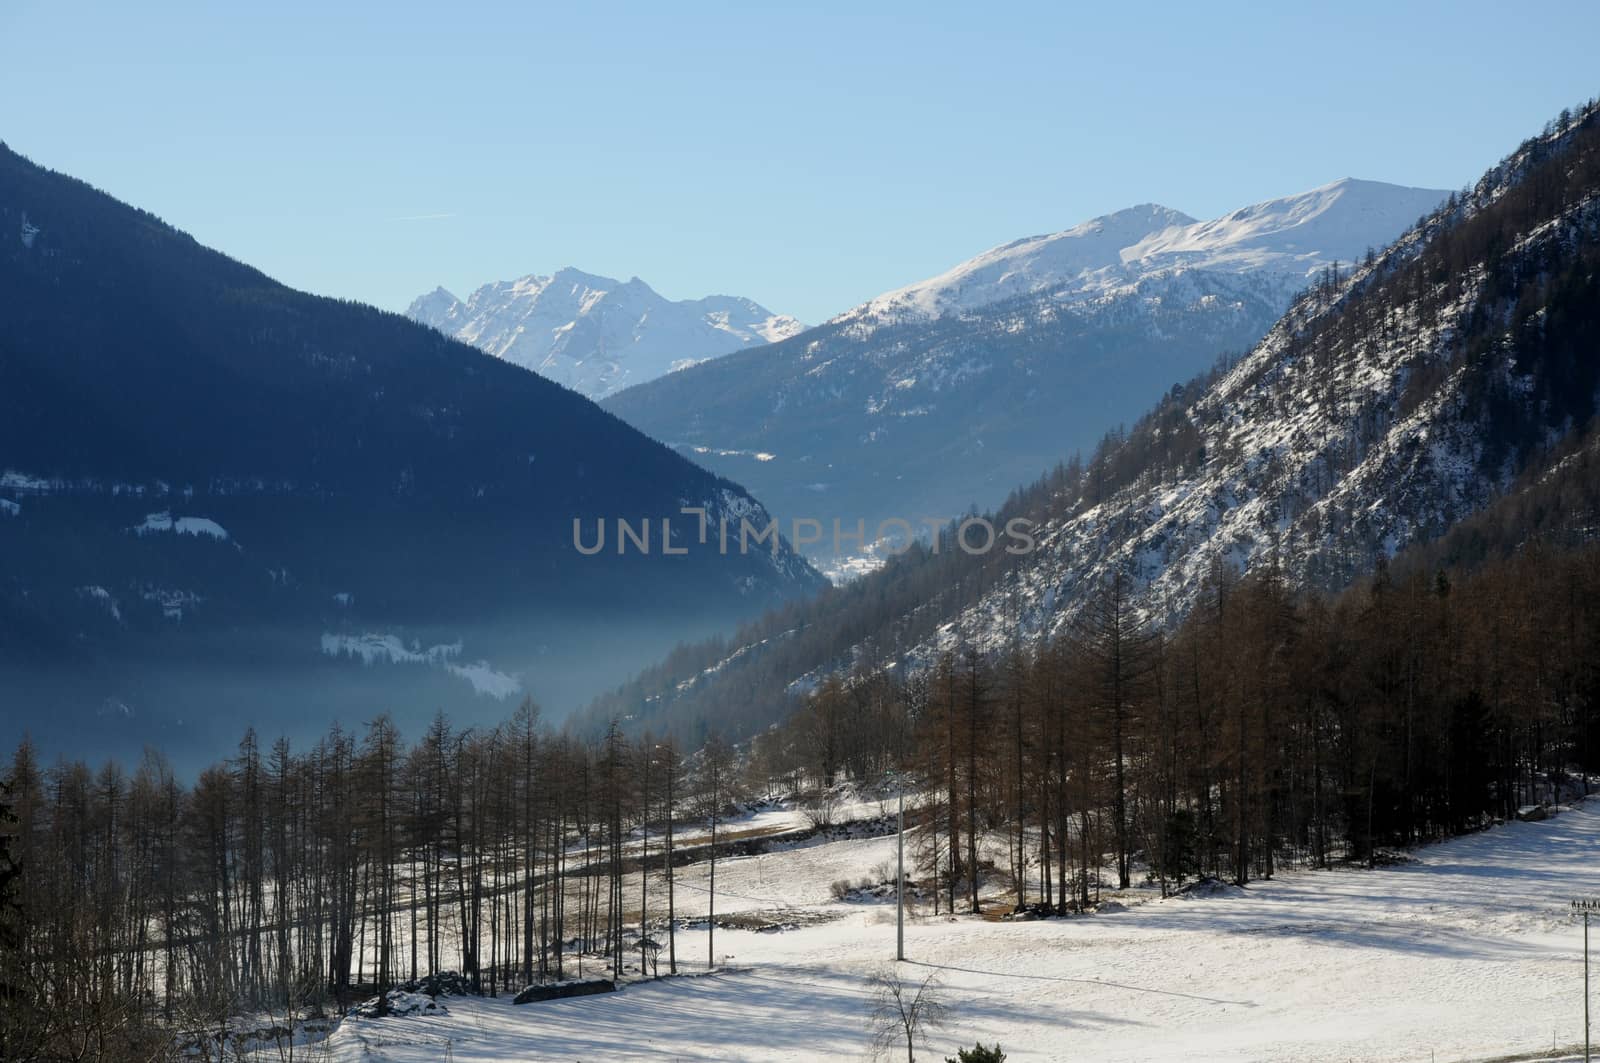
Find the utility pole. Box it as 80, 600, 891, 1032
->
659, 745, 676, 976
884, 766, 908, 962
708, 754, 718, 973
1575, 898, 1600, 1063
640, 751, 650, 978
897, 781, 906, 963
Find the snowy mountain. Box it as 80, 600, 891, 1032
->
582, 102, 1600, 739
605, 181, 1447, 556
838, 179, 1448, 330
930, 121, 1600, 644
408, 269, 803, 400
0, 145, 821, 767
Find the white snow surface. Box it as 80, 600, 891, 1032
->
408, 268, 804, 400
318, 800, 1600, 1062
142, 587, 202, 621
0, 470, 55, 492
133, 510, 230, 540
836, 179, 1447, 331
320, 632, 522, 700
76, 584, 121, 621
444, 659, 524, 700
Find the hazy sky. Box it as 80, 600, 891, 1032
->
3, 1, 1597, 323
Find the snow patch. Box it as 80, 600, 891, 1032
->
445, 660, 523, 700
134, 511, 231, 541
143, 588, 203, 621
320, 633, 521, 700
76, 585, 122, 621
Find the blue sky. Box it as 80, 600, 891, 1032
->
3, 1, 1597, 323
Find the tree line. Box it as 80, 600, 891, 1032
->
758, 541, 1600, 914
5, 537, 1600, 1058
0, 703, 743, 1061
577, 98, 1600, 749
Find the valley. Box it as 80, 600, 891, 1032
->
2, 10, 1598, 1060
313, 792, 1600, 1062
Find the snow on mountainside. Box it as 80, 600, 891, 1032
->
911, 107, 1600, 659
838, 179, 1447, 330
584, 102, 1600, 740
408, 268, 804, 399
604, 180, 1448, 553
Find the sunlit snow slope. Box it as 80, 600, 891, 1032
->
322, 798, 1600, 1062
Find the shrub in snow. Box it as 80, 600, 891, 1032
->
832, 875, 897, 903
512, 979, 616, 1005
803, 792, 842, 829
399, 970, 473, 997
351, 989, 446, 1018
868, 968, 949, 1063
1178, 875, 1241, 898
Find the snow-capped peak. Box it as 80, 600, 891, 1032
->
845, 204, 1196, 324
408, 285, 460, 323
1122, 178, 1443, 271
408, 269, 804, 400
834, 179, 1448, 330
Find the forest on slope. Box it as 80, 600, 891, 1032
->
603, 180, 1444, 549
576, 98, 1600, 745
0, 143, 820, 765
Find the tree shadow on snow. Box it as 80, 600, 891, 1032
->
904, 959, 1252, 1009
449, 962, 1139, 1059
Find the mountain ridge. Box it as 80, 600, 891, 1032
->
834, 178, 1448, 330
409, 267, 803, 399
0, 143, 821, 767
578, 101, 1600, 741
603, 178, 1449, 559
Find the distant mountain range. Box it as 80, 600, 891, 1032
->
837, 179, 1447, 329
578, 104, 1600, 740
603, 178, 1448, 566
0, 144, 820, 768
408, 269, 803, 400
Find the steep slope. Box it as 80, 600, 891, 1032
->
409, 269, 803, 400
603, 181, 1447, 560
0, 144, 821, 766
980, 117, 1600, 636
579, 101, 1600, 740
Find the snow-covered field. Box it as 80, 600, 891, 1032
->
322, 801, 1600, 1062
